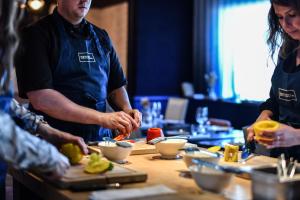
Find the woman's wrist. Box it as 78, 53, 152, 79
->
257, 110, 273, 121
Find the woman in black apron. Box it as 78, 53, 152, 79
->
248, 0, 300, 160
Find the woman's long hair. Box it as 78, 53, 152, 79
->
268, 0, 300, 60
0, 0, 25, 94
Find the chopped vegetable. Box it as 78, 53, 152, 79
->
224, 144, 239, 162
84, 153, 114, 174
114, 134, 127, 141
207, 146, 221, 153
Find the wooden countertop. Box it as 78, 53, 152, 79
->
10, 152, 259, 200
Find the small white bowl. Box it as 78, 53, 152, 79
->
183, 152, 220, 168
190, 165, 232, 193
98, 141, 133, 162
155, 139, 187, 158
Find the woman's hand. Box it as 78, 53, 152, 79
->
247, 110, 273, 142
258, 123, 300, 149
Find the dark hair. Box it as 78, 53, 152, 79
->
0, 0, 25, 94
267, 0, 300, 59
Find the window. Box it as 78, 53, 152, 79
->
218, 1, 275, 101
194, 0, 277, 102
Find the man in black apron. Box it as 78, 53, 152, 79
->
16, 0, 141, 142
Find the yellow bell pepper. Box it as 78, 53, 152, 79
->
60, 143, 83, 165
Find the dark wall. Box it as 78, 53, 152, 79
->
127, 1, 260, 129
128, 0, 193, 96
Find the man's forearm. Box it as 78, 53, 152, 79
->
108, 86, 132, 112
27, 89, 104, 125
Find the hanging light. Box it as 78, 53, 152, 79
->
27, 0, 45, 11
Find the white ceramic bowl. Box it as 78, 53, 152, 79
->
98, 141, 133, 162
183, 152, 220, 168
155, 139, 187, 158
190, 165, 232, 193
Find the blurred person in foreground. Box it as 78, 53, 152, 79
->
0, 0, 87, 198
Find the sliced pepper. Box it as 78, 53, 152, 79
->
207, 146, 221, 153
114, 134, 126, 141
84, 153, 114, 174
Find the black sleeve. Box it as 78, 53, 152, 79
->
15, 25, 54, 99
259, 87, 279, 120
100, 30, 127, 94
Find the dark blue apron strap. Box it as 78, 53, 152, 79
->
89, 24, 110, 67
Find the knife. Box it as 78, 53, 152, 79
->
87, 141, 100, 146
182, 147, 223, 158
70, 182, 121, 191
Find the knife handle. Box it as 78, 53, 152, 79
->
70, 183, 121, 191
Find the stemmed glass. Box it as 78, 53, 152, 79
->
195, 107, 208, 134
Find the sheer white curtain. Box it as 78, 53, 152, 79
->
194, 0, 277, 101
218, 1, 276, 101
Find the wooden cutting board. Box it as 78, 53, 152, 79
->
218, 154, 277, 179
52, 156, 147, 190
88, 139, 158, 155
130, 139, 158, 155
88, 139, 198, 155
220, 154, 277, 168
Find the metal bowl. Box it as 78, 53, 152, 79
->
189, 165, 232, 193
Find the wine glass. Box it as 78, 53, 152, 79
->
195, 107, 208, 134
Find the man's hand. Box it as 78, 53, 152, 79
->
100, 111, 139, 136
124, 109, 142, 131
37, 123, 88, 155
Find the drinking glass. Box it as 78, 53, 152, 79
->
195, 107, 208, 134
152, 101, 162, 126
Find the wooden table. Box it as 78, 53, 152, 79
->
10, 153, 254, 200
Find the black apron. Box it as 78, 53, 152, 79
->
33, 13, 112, 142
270, 53, 300, 160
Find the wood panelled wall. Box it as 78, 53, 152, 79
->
86, 2, 129, 76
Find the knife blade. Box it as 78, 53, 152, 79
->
181, 147, 223, 158
198, 147, 224, 158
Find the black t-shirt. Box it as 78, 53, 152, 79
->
15, 11, 127, 99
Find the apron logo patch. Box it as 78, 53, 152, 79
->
278, 88, 297, 102
78, 52, 95, 63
